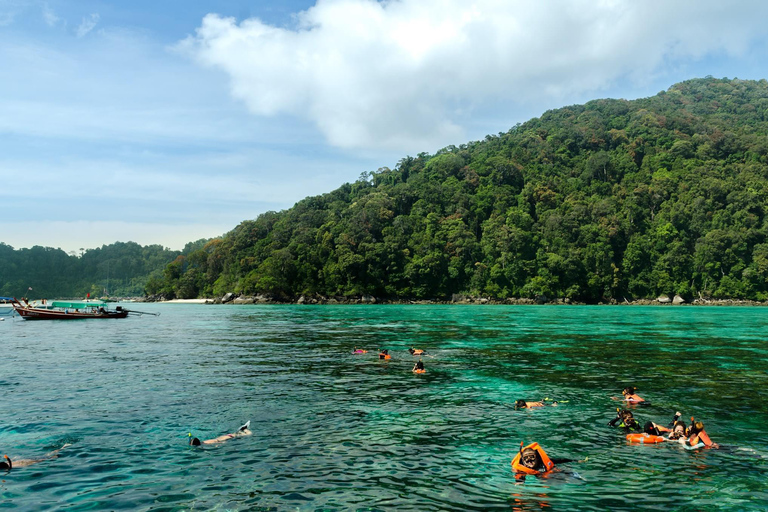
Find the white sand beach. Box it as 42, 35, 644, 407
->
160, 299, 210, 304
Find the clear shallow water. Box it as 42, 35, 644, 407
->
1, 304, 767, 511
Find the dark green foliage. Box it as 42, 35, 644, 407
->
154, 78, 768, 302
0, 241, 179, 298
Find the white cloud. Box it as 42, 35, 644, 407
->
76, 12, 99, 37
182, 0, 768, 153
42, 4, 58, 26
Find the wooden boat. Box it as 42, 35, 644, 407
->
11, 298, 129, 320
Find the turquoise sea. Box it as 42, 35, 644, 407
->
1, 304, 767, 511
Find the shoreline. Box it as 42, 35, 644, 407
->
138, 294, 768, 307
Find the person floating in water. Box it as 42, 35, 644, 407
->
412, 359, 425, 373
189, 421, 251, 446
379, 349, 391, 360
514, 399, 557, 409
679, 419, 718, 449
608, 409, 643, 433
667, 419, 688, 440
352, 347, 367, 354
1, 444, 71, 471
614, 386, 645, 403
643, 411, 682, 436
511, 442, 579, 480
408, 347, 427, 356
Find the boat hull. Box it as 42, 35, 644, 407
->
13, 306, 128, 320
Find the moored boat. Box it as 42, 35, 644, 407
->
11, 298, 130, 320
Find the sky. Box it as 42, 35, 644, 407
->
2, 0, 768, 255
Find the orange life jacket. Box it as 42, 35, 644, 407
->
511, 442, 555, 475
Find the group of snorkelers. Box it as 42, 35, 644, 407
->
510, 385, 719, 480
609, 387, 718, 449
353, 346, 428, 373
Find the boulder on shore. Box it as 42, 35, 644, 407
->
672, 294, 685, 304
657, 295, 671, 303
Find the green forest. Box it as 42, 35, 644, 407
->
148, 77, 768, 303
8, 77, 768, 303
0, 241, 187, 299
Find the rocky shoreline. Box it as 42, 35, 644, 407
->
138, 292, 768, 307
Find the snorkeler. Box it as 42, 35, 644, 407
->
412, 359, 425, 373
642, 411, 683, 436
667, 419, 688, 440
189, 421, 252, 446
408, 347, 427, 356
511, 442, 580, 479
352, 347, 367, 354
379, 349, 391, 360
679, 419, 718, 449
1, 444, 71, 471
617, 386, 645, 403
514, 399, 557, 409
608, 409, 644, 432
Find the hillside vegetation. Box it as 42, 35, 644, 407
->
0, 241, 186, 299
150, 77, 768, 302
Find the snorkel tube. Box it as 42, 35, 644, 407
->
1, 455, 11, 471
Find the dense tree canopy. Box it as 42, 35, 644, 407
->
0, 241, 182, 299
156, 78, 768, 302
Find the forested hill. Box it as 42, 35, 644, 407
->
151, 77, 768, 303
0, 241, 189, 299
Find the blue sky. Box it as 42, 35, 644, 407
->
2, 0, 767, 254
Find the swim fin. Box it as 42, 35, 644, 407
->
239, 421, 251, 432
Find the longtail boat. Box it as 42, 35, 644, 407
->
10, 298, 157, 320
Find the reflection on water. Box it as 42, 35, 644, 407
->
1, 305, 767, 510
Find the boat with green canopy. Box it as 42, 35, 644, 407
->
10, 298, 156, 320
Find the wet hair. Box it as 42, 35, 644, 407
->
623, 386, 637, 395
0, 455, 11, 471
669, 421, 688, 438
621, 409, 634, 419
693, 421, 705, 433
190, 437, 201, 446
515, 399, 527, 409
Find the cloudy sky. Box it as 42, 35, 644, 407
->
2, 0, 767, 254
